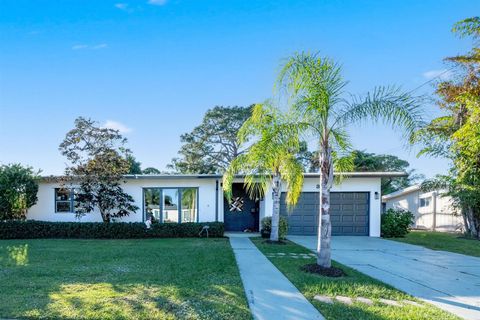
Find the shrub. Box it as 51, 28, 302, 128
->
261, 216, 288, 239
0, 221, 224, 239
381, 209, 414, 238
0, 164, 40, 220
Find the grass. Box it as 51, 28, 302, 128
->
391, 231, 480, 257
0, 238, 251, 320
252, 238, 460, 320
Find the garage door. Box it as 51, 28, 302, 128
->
280, 192, 369, 236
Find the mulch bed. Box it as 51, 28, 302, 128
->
300, 263, 346, 277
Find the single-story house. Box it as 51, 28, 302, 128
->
28, 172, 406, 237
382, 185, 464, 232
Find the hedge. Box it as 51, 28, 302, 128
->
381, 209, 414, 238
0, 220, 224, 239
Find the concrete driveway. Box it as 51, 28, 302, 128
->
288, 236, 480, 320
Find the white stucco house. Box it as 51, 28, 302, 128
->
27, 172, 406, 237
382, 185, 464, 232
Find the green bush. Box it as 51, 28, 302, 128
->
0, 221, 224, 239
381, 209, 414, 238
261, 216, 288, 239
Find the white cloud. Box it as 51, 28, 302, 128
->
422, 69, 453, 81
115, 3, 129, 10
148, 0, 167, 5
72, 44, 89, 50
92, 43, 108, 50
72, 43, 108, 50
102, 120, 132, 134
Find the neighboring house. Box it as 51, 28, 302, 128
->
28, 172, 406, 237
382, 185, 464, 232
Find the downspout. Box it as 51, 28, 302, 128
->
215, 180, 219, 222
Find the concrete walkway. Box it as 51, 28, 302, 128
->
229, 236, 324, 320
289, 235, 480, 320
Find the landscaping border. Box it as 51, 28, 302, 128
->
0, 220, 224, 239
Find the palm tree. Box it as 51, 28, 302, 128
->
277, 52, 423, 267
223, 102, 304, 242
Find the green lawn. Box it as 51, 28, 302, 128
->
391, 231, 480, 257
252, 238, 459, 320
0, 238, 250, 320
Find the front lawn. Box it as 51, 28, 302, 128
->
0, 238, 250, 320
392, 231, 480, 257
252, 238, 459, 320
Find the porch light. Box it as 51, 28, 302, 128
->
374, 192, 379, 200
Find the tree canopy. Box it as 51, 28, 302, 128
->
414, 17, 480, 238
277, 51, 423, 268
59, 117, 138, 222
352, 151, 423, 195
169, 105, 252, 173
0, 164, 40, 220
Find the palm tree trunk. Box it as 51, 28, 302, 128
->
270, 173, 282, 242
316, 146, 333, 268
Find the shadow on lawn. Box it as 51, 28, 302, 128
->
0, 239, 251, 320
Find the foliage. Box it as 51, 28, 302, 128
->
381, 209, 414, 238
413, 17, 480, 238
59, 117, 138, 223
0, 164, 40, 220
277, 52, 423, 267
260, 216, 288, 239
223, 102, 304, 241
307, 149, 424, 193
252, 239, 458, 320
169, 106, 252, 174
353, 150, 423, 194
0, 238, 249, 320
127, 155, 142, 174
142, 167, 161, 174
0, 221, 224, 239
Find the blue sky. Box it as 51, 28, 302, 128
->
0, 0, 477, 177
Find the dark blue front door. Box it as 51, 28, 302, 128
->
224, 184, 258, 231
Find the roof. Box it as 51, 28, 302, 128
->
41, 171, 407, 182
382, 185, 422, 201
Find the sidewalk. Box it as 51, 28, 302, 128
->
229, 236, 324, 320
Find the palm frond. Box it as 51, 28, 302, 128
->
334, 86, 425, 140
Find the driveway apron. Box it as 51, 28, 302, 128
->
289, 235, 480, 320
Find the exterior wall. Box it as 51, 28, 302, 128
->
262, 177, 382, 237
384, 191, 463, 232
28, 176, 382, 236
27, 178, 222, 223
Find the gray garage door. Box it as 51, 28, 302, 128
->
280, 192, 369, 236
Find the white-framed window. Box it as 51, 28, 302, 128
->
55, 188, 77, 213
419, 197, 431, 208
143, 187, 198, 223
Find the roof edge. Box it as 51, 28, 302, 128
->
382, 184, 422, 200
40, 171, 407, 182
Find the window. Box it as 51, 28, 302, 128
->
163, 189, 179, 223
181, 188, 198, 222
144, 188, 161, 221
143, 187, 198, 223
419, 197, 431, 208
55, 188, 76, 213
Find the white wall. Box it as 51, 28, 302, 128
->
27, 178, 222, 223
262, 177, 382, 237
384, 191, 463, 232
28, 176, 382, 236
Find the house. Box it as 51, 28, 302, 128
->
28, 172, 406, 237
382, 185, 464, 232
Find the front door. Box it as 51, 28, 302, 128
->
224, 184, 258, 231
